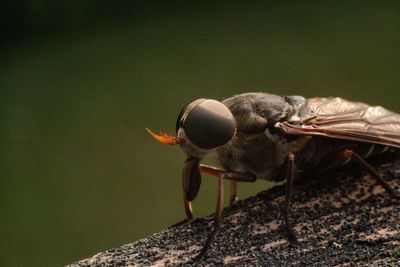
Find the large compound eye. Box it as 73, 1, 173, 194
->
182, 99, 236, 149
176, 103, 190, 133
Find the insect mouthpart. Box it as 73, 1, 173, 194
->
145, 128, 180, 145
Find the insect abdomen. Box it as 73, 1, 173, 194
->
296, 136, 389, 170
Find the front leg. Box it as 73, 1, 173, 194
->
171, 158, 201, 228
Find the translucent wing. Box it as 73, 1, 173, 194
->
276, 97, 400, 148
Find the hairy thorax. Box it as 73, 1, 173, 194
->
216, 130, 291, 180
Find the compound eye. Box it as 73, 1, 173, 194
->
183, 100, 236, 149
176, 103, 190, 133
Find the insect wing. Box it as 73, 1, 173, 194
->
277, 97, 400, 148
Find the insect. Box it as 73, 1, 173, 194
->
146, 92, 400, 260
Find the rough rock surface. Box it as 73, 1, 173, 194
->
69, 153, 400, 266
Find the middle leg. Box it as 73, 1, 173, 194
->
200, 164, 256, 206
193, 165, 256, 260
230, 180, 238, 205
194, 175, 224, 261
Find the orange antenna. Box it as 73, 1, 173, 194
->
145, 128, 179, 145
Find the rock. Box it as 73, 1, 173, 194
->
68, 152, 400, 266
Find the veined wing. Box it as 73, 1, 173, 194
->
277, 97, 400, 148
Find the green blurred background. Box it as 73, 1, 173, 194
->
1, 1, 399, 266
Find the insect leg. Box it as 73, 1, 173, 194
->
230, 180, 238, 206
350, 150, 400, 200
282, 152, 297, 242
171, 158, 200, 228
170, 185, 194, 228
191, 166, 255, 260
170, 200, 193, 227
303, 150, 353, 179
199, 164, 256, 182
182, 173, 195, 221
304, 149, 400, 199
308, 149, 400, 200
199, 164, 255, 206
194, 174, 224, 261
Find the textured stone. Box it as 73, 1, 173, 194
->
68, 152, 400, 266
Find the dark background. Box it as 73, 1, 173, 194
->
1, 1, 399, 266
